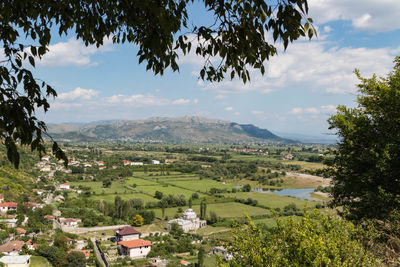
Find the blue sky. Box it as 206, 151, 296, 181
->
33, 0, 400, 137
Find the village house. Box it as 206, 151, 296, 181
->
118, 239, 152, 259
95, 161, 105, 166
32, 189, 43, 196
15, 228, 26, 236
0, 217, 17, 228
0, 202, 18, 214
0, 255, 31, 267
151, 160, 160, 165
123, 160, 131, 166
115, 226, 140, 242
58, 218, 81, 228
131, 162, 144, 166
59, 183, 70, 190
40, 166, 51, 172
99, 166, 107, 170
167, 209, 206, 233
41, 155, 50, 161
210, 246, 233, 261
25, 239, 38, 250
283, 154, 294, 160
44, 215, 55, 221
0, 241, 25, 255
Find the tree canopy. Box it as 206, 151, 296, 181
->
328, 57, 400, 221
0, 0, 315, 167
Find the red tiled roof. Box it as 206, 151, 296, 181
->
68, 249, 90, 257
115, 226, 140, 236
16, 227, 26, 234
118, 239, 151, 248
0, 202, 17, 208
0, 241, 25, 252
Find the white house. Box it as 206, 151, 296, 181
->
58, 218, 81, 228
0, 202, 18, 214
115, 226, 140, 242
0, 255, 31, 267
210, 246, 233, 261
167, 209, 206, 233
0, 218, 17, 228
41, 155, 50, 161
131, 162, 144, 166
59, 183, 70, 190
119, 239, 152, 259
151, 160, 160, 165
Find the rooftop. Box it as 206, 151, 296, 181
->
119, 239, 151, 248
0, 241, 25, 252
0, 255, 31, 264
115, 226, 140, 236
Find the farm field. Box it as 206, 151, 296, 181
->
152, 202, 269, 219
167, 179, 234, 192
224, 191, 318, 209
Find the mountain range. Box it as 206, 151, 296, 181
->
47, 116, 295, 144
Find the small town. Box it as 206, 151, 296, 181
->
1, 1, 400, 266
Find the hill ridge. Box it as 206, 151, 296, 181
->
47, 116, 295, 144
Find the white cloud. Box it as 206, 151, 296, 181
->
58, 87, 99, 101
225, 107, 233, 111
234, 112, 240, 116
106, 94, 169, 106
290, 105, 337, 115
200, 40, 397, 95
251, 110, 264, 115
38, 38, 113, 67
308, 0, 400, 32
172, 98, 191, 105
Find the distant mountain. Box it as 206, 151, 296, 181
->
47, 116, 294, 144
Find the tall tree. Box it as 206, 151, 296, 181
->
328, 57, 400, 221
0, 0, 315, 167
198, 246, 205, 267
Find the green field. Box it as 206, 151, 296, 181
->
30, 256, 52, 267
167, 179, 234, 193
136, 184, 206, 199
152, 202, 269, 219
224, 191, 318, 209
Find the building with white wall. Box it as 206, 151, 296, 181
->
167, 209, 206, 232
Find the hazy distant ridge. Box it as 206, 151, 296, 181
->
47, 116, 293, 144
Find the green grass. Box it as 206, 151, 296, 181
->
89, 192, 157, 203
224, 191, 318, 209
152, 202, 268, 220
30, 256, 52, 267
135, 184, 206, 199
168, 179, 234, 193
253, 215, 301, 228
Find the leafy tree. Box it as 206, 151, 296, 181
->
188, 197, 193, 208
0, 0, 315, 167
198, 246, 205, 267
170, 222, 184, 237
154, 190, 164, 200
225, 210, 376, 266
102, 179, 112, 188
242, 184, 251, 192
131, 214, 144, 227
66, 251, 86, 267
209, 211, 219, 224
328, 57, 400, 221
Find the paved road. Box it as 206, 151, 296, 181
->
91, 237, 107, 267
62, 224, 129, 234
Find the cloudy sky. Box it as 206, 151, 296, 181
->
34, 0, 400, 137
